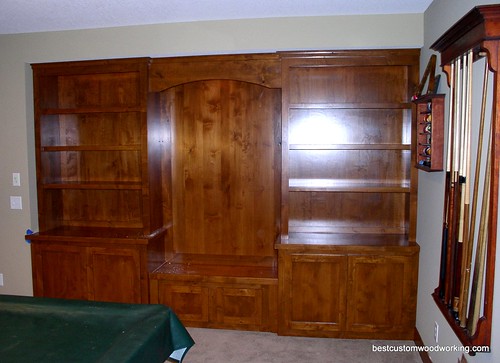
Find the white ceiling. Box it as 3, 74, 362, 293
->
0, 0, 433, 35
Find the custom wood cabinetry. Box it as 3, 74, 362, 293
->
29, 58, 167, 303
148, 54, 281, 332
277, 50, 420, 339
30, 233, 162, 303
29, 50, 420, 337
278, 241, 419, 338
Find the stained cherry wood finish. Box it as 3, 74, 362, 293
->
278, 237, 419, 339
148, 55, 281, 332
430, 4, 500, 350
30, 51, 421, 337
150, 256, 278, 331
30, 230, 166, 303
279, 50, 419, 240
30, 58, 167, 303
277, 49, 420, 339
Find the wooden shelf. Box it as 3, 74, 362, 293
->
278, 232, 414, 248
41, 181, 142, 190
29, 226, 153, 240
289, 144, 410, 150
41, 145, 141, 151
152, 254, 277, 279
288, 102, 413, 109
289, 178, 410, 192
41, 107, 144, 114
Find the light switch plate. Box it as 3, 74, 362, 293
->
12, 173, 20, 186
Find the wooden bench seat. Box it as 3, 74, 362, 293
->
149, 254, 278, 332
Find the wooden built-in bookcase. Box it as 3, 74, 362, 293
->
29, 58, 167, 303
276, 50, 420, 339
29, 49, 421, 339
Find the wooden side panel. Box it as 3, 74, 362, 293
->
31, 243, 88, 300
169, 80, 280, 256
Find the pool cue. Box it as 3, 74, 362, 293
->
452, 52, 472, 317
439, 60, 456, 299
457, 50, 474, 322
445, 57, 462, 307
467, 125, 492, 336
459, 55, 489, 328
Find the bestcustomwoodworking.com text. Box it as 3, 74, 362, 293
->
372, 344, 490, 354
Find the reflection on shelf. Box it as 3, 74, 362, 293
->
289, 178, 410, 192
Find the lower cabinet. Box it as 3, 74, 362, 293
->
30, 238, 150, 304
278, 246, 419, 339
149, 275, 278, 332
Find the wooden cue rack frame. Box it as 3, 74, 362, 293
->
430, 5, 500, 351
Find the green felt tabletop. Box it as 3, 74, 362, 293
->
0, 294, 194, 363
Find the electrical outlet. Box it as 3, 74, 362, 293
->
434, 321, 439, 343
0, 273, 4, 286
10, 196, 22, 210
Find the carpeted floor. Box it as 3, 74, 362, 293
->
181, 328, 422, 363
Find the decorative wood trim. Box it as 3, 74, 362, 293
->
150, 53, 282, 91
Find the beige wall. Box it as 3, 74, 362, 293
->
417, 1, 500, 363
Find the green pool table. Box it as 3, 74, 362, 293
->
0, 294, 194, 362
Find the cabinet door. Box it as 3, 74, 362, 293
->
88, 247, 144, 303
346, 255, 417, 337
31, 243, 88, 300
279, 252, 347, 336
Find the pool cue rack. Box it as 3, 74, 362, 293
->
413, 94, 445, 171
430, 4, 500, 353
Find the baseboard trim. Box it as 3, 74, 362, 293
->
414, 328, 432, 363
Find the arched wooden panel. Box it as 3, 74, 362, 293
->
164, 79, 281, 257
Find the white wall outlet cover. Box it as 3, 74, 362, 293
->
10, 196, 22, 209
